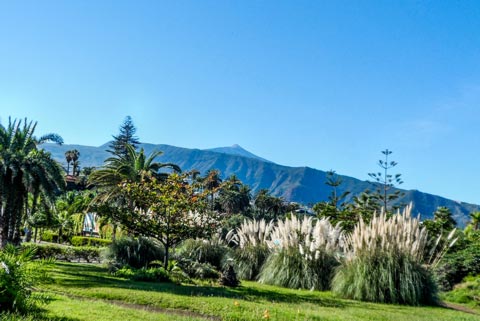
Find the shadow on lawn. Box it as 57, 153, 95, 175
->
48, 262, 349, 308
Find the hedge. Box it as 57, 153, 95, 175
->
70, 236, 112, 247
21, 243, 103, 263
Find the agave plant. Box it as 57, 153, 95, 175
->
258, 214, 344, 290
225, 219, 274, 280
332, 204, 456, 305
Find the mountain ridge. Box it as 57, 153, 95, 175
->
42, 142, 480, 227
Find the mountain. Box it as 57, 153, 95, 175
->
205, 144, 274, 163
43, 142, 480, 227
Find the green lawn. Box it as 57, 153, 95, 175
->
21, 262, 480, 321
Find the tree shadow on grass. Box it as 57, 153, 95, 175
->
47, 262, 351, 308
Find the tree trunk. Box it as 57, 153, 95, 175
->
0, 206, 7, 249
163, 243, 169, 270
112, 223, 117, 241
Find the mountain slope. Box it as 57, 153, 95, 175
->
205, 144, 274, 163
42, 142, 479, 227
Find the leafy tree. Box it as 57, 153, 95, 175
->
217, 175, 251, 215
0, 118, 64, 246
325, 170, 350, 209
367, 149, 404, 213
423, 206, 457, 236
469, 211, 480, 231
89, 144, 180, 204
108, 116, 140, 158
202, 169, 222, 210
313, 170, 357, 231
253, 189, 285, 220
89, 145, 181, 240
118, 173, 218, 268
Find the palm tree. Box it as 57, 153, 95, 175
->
0, 118, 64, 246
65, 150, 73, 175
71, 149, 80, 176
470, 212, 480, 231
203, 169, 222, 209
88, 144, 181, 238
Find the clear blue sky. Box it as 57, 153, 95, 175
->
1, 1, 480, 204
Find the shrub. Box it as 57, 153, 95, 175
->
176, 236, 230, 270
21, 243, 101, 263
442, 275, 480, 307
70, 236, 112, 247
332, 205, 446, 305
226, 219, 274, 280
103, 237, 164, 270
0, 245, 53, 313
258, 215, 343, 290
175, 258, 220, 279
219, 264, 240, 287
435, 241, 480, 291
40, 231, 58, 243
114, 266, 170, 282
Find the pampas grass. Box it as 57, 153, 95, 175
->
258, 215, 344, 290
332, 204, 454, 305
226, 219, 273, 280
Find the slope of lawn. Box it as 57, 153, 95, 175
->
29, 262, 480, 321
442, 275, 480, 313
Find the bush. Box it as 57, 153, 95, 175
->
40, 231, 58, 243
258, 215, 343, 290
219, 264, 240, 287
435, 241, 480, 291
0, 245, 53, 313
176, 236, 230, 270
442, 275, 480, 307
175, 258, 220, 279
114, 266, 170, 282
103, 237, 164, 270
70, 236, 112, 247
21, 243, 102, 263
332, 206, 439, 305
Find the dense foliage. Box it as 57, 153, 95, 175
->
0, 245, 52, 313
103, 236, 164, 270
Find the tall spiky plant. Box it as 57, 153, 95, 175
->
332, 204, 456, 305
226, 219, 274, 280
258, 215, 344, 290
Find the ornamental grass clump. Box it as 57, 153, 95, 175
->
332, 204, 454, 305
226, 219, 274, 280
258, 215, 344, 290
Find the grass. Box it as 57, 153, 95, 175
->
18, 262, 479, 321
442, 275, 480, 312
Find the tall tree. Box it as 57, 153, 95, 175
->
118, 173, 217, 268
0, 118, 64, 246
88, 145, 181, 239
71, 149, 80, 176
422, 206, 457, 236
65, 150, 73, 175
368, 149, 404, 213
108, 116, 140, 158
253, 189, 285, 220
469, 211, 480, 231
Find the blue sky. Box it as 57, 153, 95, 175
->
1, 1, 480, 204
